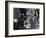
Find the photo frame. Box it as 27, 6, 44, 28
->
5, 1, 45, 37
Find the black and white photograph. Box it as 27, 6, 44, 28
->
14, 8, 39, 30
5, 1, 45, 37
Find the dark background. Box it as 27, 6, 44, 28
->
13, 8, 39, 30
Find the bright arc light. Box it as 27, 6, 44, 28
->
14, 19, 18, 22
24, 24, 31, 28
